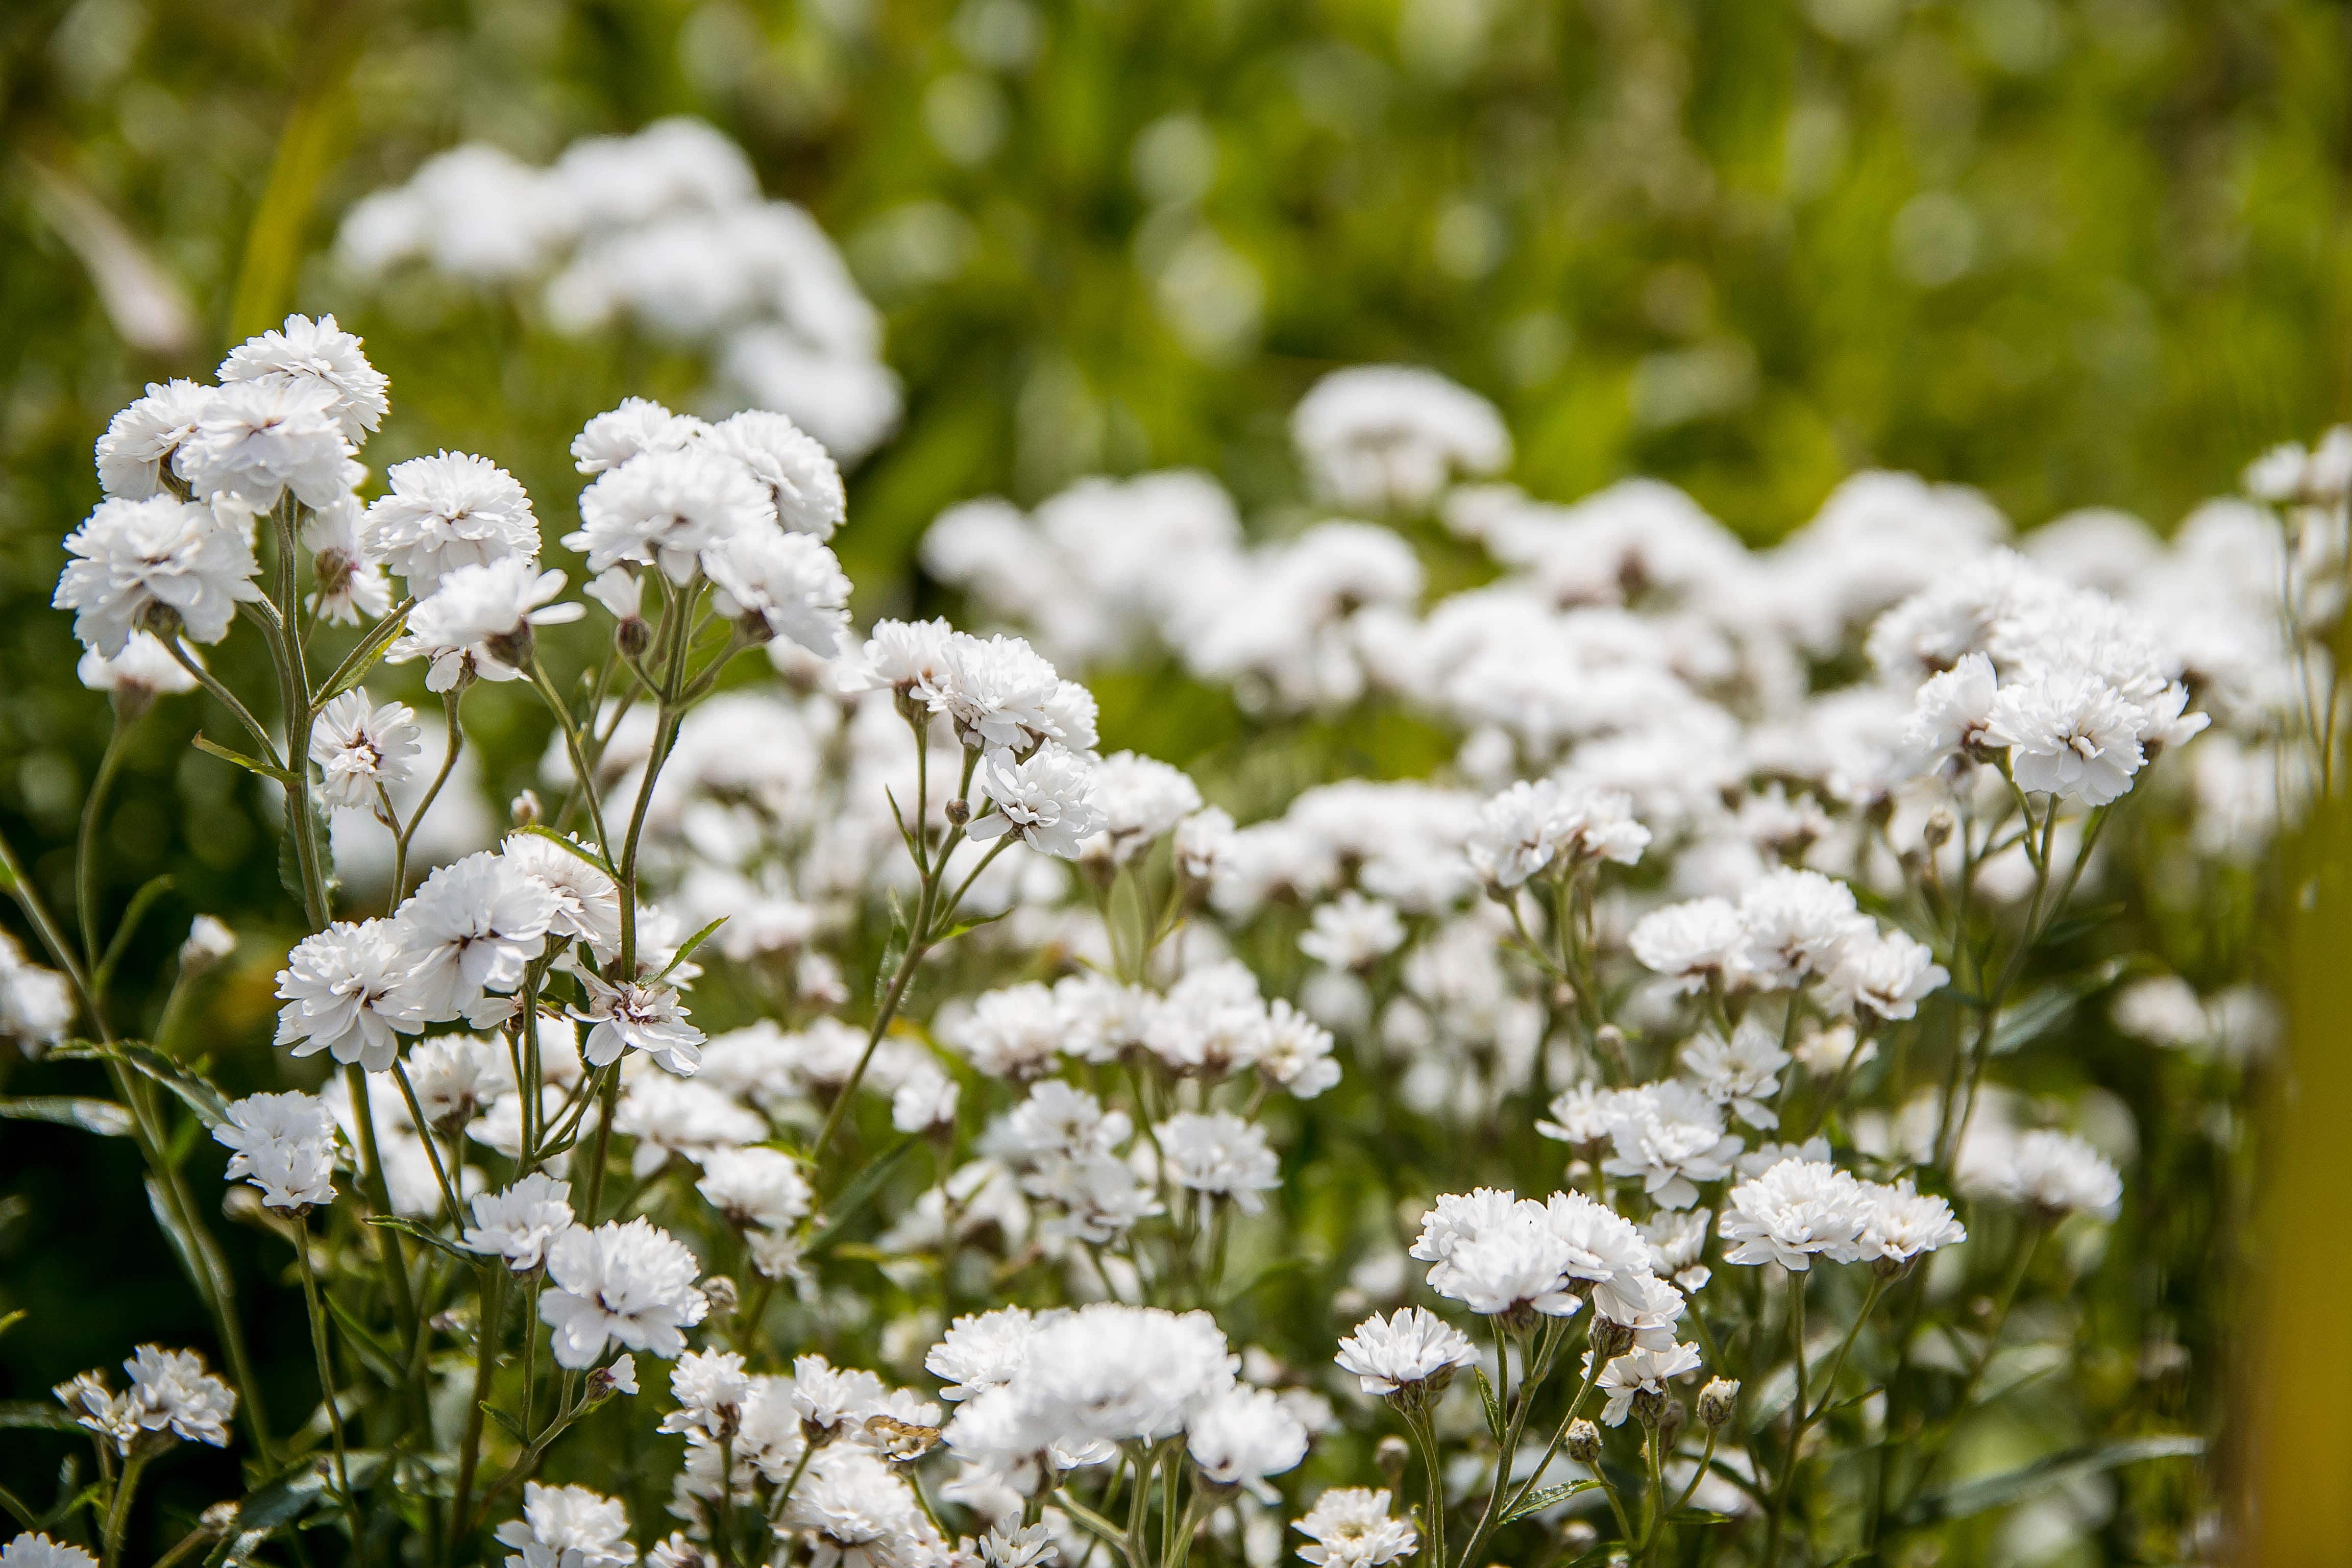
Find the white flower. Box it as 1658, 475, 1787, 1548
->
1157, 1111, 1281, 1212
707, 410, 845, 537
1899, 652, 2000, 778
1417, 1195, 1581, 1318
566, 446, 775, 582
1595, 1341, 1702, 1427
704, 528, 851, 654
178, 380, 352, 510
1679, 1017, 1791, 1130
1986, 670, 2148, 806
1293, 1487, 1418, 1568
1292, 365, 1511, 513
941, 1303, 1236, 1458
584, 567, 644, 623
926, 1308, 1038, 1403
310, 691, 422, 808
463, 1173, 577, 1270
1540, 1190, 1669, 1321
495, 1482, 638, 1568
1719, 1158, 1873, 1270
1188, 1385, 1308, 1486
60, 1346, 237, 1451
539, 1218, 708, 1367
395, 851, 560, 1024
971, 745, 1105, 859
1465, 779, 1649, 888
53, 496, 263, 656
1080, 752, 1204, 866
696, 1147, 812, 1231
1175, 806, 1238, 883
1298, 892, 1406, 970
301, 495, 395, 623
660, 1348, 755, 1442
273, 919, 418, 1071
891, 1063, 960, 1133
780, 1443, 940, 1568
574, 972, 705, 1073
95, 379, 215, 499
407, 1034, 509, 1128
213, 1091, 337, 1211
1737, 870, 1871, 990
1961, 1128, 2123, 1218
1824, 929, 1949, 1021
571, 398, 707, 476
919, 633, 1066, 751
1602, 1081, 1743, 1210
791, 1354, 890, 1439
1857, 1181, 1967, 1263
978, 1524, 1060, 1568
2, 1534, 97, 1568
1536, 1083, 1636, 1146
218, 313, 389, 446
1333, 1307, 1475, 1398
844, 617, 955, 697
1629, 897, 1750, 992
180, 915, 237, 971
76, 632, 201, 699
502, 833, 624, 962
391, 557, 585, 691
1257, 1000, 1341, 1098
364, 451, 543, 594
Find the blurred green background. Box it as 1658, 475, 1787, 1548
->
0, 0, 2346, 1528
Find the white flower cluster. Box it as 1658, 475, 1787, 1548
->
338, 118, 899, 461
54, 1345, 236, 1454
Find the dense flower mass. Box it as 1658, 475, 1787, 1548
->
14, 314, 2309, 1568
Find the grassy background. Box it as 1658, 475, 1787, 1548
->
0, 0, 2346, 1546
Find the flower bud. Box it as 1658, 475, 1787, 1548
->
945, 796, 970, 826
1697, 1378, 1739, 1429
1923, 808, 1954, 849
1376, 1435, 1411, 1482
511, 788, 543, 827
616, 615, 650, 658
1564, 1418, 1602, 1463
1655, 1397, 1687, 1447
701, 1275, 740, 1317
1631, 1386, 1668, 1427
1588, 1316, 1636, 1363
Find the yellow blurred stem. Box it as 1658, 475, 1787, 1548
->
225, 6, 367, 341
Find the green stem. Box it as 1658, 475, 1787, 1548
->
99, 1448, 151, 1568
75, 714, 135, 974
291, 1216, 363, 1566
450, 1265, 504, 1564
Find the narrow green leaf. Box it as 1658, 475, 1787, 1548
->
656, 915, 728, 981
233, 1450, 385, 1534
808, 1138, 919, 1253
934, 905, 1012, 943
314, 601, 412, 706
0, 1096, 136, 1137
480, 1403, 529, 1446
366, 1214, 477, 1264
93, 874, 175, 997
145, 1175, 235, 1306
321, 1292, 406, 1387
1899, 1434, 2202, 1525
0, 1479, 35, 1531
1500, 1478, 1601, 1524
1989, 958, 2130, 1057
512, 825, 619, 879
1671, 1508, 1735, 1525
0, 1308, 25, 1340
55, 1041, 231, 1126
192, 734, 289, 781
1475, 1366, 1506, 1446
0, 1402, 80, 1432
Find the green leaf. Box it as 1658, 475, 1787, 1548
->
1898, 1435, 2203, 1525
0, 1479, 35, 1531
1989, 958, 2130, 1057
808, 1138, 919, 1253
145, 1175, 235, 1307
0, 1096, 136, 1137
366, 1214, 478, 1264
1500, 1478, 1602, 1524
0, 1309, 24, 1340
656, 915, 728, 981
0, 1401, 80, 1432
321, 1292, 407, 1387
93, 874, 175, 996
1475, 1366, 1506, 1445
480, 1403, 529, 1446
192, 734, 289, 781
934, 905, 1012, 943
232, 1450, 385, 1535
54, 1041, 231, 1126
314, 602, 412, 706
512, 825, 619, 879
1670, 1508, 1735, 1525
